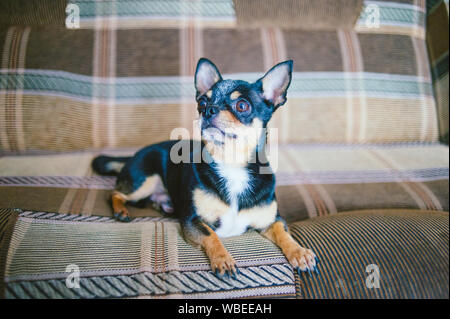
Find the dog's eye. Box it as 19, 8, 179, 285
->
236, 100, 250, 113
197, 99, 207, 110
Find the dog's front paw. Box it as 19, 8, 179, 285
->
286, 244, 319, 276
210, 251, 237, 279
113, 209, 131, 222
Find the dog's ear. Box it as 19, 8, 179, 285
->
195, 58, 223, 97
257, 60, 293, 110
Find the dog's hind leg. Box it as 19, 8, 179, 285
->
149, 191, 174, 214
112, 192, 130, 222
112, 174, 164, 222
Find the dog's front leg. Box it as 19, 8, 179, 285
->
262, 220, 318, 275
182, 217, 237, 278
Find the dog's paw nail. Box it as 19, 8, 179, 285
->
114, 212, 131, 222
296, 264, 320, 277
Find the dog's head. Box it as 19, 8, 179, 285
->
195, 58, 293, 165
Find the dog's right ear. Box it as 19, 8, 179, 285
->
195, 58, 222, 97
256, 60, 293, 110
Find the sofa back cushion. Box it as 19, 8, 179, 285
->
0, 0, 440, 153
426, 0, 449, 144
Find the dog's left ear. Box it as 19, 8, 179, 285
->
257, 60, 293, 110
195, 58, 223, 97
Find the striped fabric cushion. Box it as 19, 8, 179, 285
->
0, 143, 448, 221
0, 0, 441, 152
426, 0, 449, 144
0, 208, 447, 298
290, 209, 449, 298
0, 208, 296, 299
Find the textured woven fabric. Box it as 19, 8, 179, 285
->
0, 143, 448, 222
233, 0, 364, 30
0, 208, 448, 299
0, 0, 440, 152
426, 0, 449, 144
0, 0, 67, 27
0, 209, 295, 299
290, 209, 449, 298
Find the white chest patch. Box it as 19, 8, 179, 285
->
193, 165, 276, 238
193, 188, 278, 238
217, 164, 249, 199
215, 164, 251, 237
215, 201, 278, 238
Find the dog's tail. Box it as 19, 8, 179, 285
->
92, 155, 131, 176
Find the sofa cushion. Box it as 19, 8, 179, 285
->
0, 208, 447, 299
0, 1, 438, 152
290, 209, 449, 298
0, 208, 296, 299
426, 1, 449, 144
0, 143, 448, 222
233, 0, 363, 30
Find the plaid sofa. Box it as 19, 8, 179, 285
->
0, 0, 448, 299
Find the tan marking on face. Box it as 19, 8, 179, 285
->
239, 201, 278, 229
193, 188, 230, 223
206, 90, 213, 98
115, 175, 162, 201
216, 110, 240, 125
230, 91, 242, 100
203, 117, 264, 166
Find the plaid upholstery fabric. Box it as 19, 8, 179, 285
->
0, 0, 448, 300
0, 1, 67, 27
0, 144, 447, 222
233, 0, 364, 30
0, 0, 442, 152
426, 0, 449, 144
0, 208, 447, 298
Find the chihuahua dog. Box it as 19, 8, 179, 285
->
92, 58, 318, 277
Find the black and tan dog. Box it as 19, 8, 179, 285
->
92, 58, 318, 277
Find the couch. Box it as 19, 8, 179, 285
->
0, 0, 448, 299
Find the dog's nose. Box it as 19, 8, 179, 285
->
202, 106, 219, 119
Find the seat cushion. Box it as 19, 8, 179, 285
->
0, 208, 447, 299
290, 209, 449, 299
0, 143, 448, 222
0, 208, 296, 299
